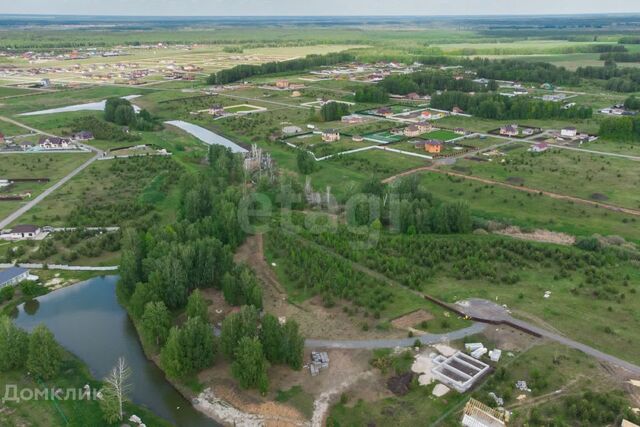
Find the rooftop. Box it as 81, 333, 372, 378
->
0, 266, 28, 285
10, 224, 39, 234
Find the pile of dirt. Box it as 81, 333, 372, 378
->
495, 226, 575, 246
387, 372, 414, 396
391, 309, 434, 330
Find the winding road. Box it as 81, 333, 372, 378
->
455, 299, 640, 376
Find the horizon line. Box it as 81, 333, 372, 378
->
1, 12, 640, 18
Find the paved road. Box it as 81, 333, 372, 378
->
0, 117, 103, 229
305, 323, 486, 349
0, 151, 100, 229
295, 232, 640, 375
456, 299, 640, 376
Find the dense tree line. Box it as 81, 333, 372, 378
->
619, 37, 640, 44
379, 71, 492, 96
349, 176, 473, 234
119, 147, 249, 312
104, 98, 159, 131
318, 101, 350, 122
625, 95, 640, 110
354, 85, 389, 103
285, 204, 631, 293
430, 91, 592, 119
600, 52, 640, 63
219, 305, 304, 393
222, 265, 263, 309
71, 116, 140, 142
576, 65, 640, 92
206, 52, 354, 85
470, 58, 579, 85
266, 227, 395, 312
0, 317, 63, 381
118, 144, 305, 391
599, 116, 640, 141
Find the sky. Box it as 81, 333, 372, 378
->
1, 0, 640, 17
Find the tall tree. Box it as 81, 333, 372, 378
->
220, 305, 258, 358
259, 314, 283, 364
100, 357, 132, 424
186, 289, 208, 321
231, 337, 269, 394
26, 325, 62, 380
281, 320, 304, 370
160, 318, 215, 379
119, 229, 145, 296
160, 327, 183, 379
0, 316, 28, 372
141, 301, 171, 347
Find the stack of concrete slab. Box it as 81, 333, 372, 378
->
489, 349, 502, 362
310, 351, 330, 376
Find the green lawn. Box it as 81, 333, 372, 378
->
424, 129, 459, 142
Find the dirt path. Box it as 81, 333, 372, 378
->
235, 234, 411, 341
382, 166, 640, 217
311, 371, 374, 427
0, 115, 59, 137
235, 233, 285, 295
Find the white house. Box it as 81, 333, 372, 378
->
561, 127, 578, 138
321, 129, 340, 142
0, 267, 30, 289
529, 142, 549, 153
38, 136, 74, 150
0, 224, 42, 240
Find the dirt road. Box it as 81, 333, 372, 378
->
382, 165, 640, 217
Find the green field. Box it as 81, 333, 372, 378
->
17, 156, 181, 228
417, 172, 640, 241
443, 144, 640, 210
423, 129, 459, 142
0, 153, 92, 220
